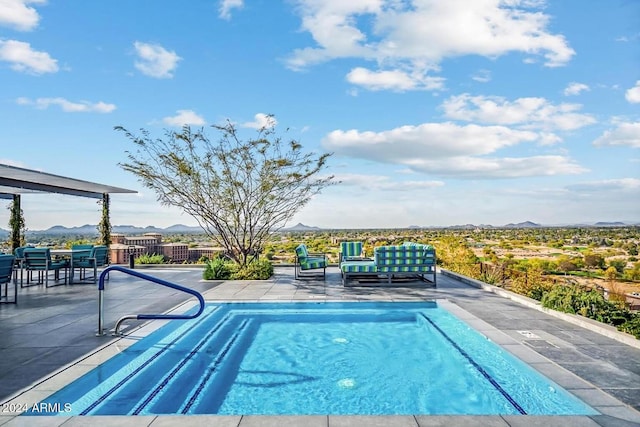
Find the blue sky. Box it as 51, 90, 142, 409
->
0, 0, 638, 230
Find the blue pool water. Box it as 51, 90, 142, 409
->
29, 302, 597, 416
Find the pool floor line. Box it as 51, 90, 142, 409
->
418, 313, 527, 415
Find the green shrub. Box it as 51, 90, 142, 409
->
618, 314, 640, 339
478, 264, 503, 285
203, 258, 232, 280
541, 285, 632, 328
230, 259, 274, 280
135, 253, 166, 264
203, 258, 273, 280
509, 268, 554, 301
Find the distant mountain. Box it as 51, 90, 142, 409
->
22, 224, 203, 236
34, 224, 99, 235
447, 224, 477, 229
594, 221, 627, 227
7, 220, 636, 237
281, 223, 322, 232
164, 224, 202, 233
503, 221, 541, 228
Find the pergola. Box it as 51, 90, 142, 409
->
0, 163, 136, 249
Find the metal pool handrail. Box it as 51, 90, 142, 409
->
97, 265, 205, 336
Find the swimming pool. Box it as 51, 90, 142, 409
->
28, 301, 597, 416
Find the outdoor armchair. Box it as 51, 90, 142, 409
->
294, 244, 327, 280
0, 254, 16, 304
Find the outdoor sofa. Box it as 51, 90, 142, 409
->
340, 242, 436, 287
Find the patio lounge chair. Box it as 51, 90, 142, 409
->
0, 254, 16, 304
295, 244, 327, 280
23, 247, 69, 287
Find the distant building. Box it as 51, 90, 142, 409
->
109, 232, 222, 264
159, 242, 189, 263
109, 243, 147, 265
188, 247, 225, 261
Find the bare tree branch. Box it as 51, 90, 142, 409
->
115, 117, 336, 266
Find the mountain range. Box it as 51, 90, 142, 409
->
0, 221, 635, 237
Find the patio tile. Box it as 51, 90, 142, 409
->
501, 415, 600, 427
415, 415, 508, 426
1, 416, 71, 427
150, 415, 242, 426
330, 415, 417, 427
241, 415, 327, 427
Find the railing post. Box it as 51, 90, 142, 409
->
128, 245, 135, 269
96, 288, 105, 336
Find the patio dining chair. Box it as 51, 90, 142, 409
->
72, 245, 109, 284
0, 254, 17, 304
68, 244, 93, 284
13, 245, 34, 287
23, 247, 69, 287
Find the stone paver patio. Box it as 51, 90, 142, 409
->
0, 266, 639, 426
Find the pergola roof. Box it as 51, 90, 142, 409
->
0, 163, 136, 200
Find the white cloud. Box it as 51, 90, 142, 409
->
323, 122, 538, 159
404, 155, 587, 178
241, 113, 277, 129
162, 110, 206, 126
16, 97, 116, 112
322, 121, 586, 178
593, 122, 640, 148
567, 178, 640, 193
563, 82, 589, 96
0, 0, 45, 31
346, 67, 445, 91
287, 0, 575, 88
0, 39, 57, 74
219, 0, 243, 20
335, 173, 444, 191
133, 41, 181, 79
441, 93, 596, 131
471, 69, 491, 83
625, 80, 640, 104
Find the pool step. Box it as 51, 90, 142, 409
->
130, 314, 254, 414
78, 305, 237, 415
177, 317, 254, 414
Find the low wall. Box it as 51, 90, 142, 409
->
440, 268, 640, 349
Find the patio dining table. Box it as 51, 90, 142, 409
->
50, 248, 92, 284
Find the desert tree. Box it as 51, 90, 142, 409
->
116, 117, 335, 266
